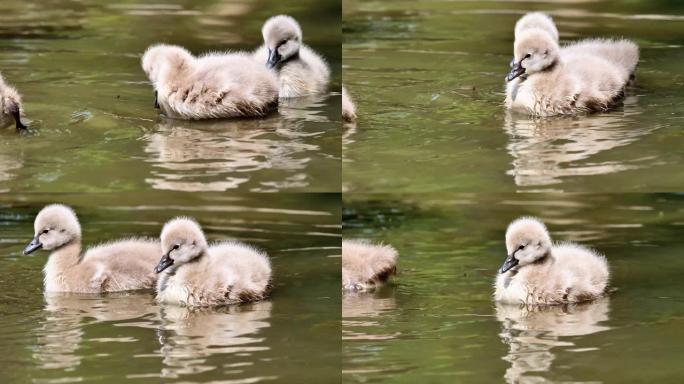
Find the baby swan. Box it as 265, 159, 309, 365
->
342, 87, 357, 122
142, 44, 279, 120
342, 239, 397, 291
155, 217, 271, 307
0, 72, 27, 130
495, 217, 609, 305
254, 15, 330, 98
506, 29, 638, 116
23, 204, 161, 293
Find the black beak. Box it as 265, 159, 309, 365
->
499, 254, 519, 274
266, 48, 281, 69
506, 60, 526, 82
154, 251, 174, 273
23, 235, 42, 255
154, 91, 160, 109
510, 57, 516, 68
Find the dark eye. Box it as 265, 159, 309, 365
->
524, 53, 531, 59
544, 50, 548, 55
518, 244, 526, 251
42, 229, 49, 235
172, 244, 180, 250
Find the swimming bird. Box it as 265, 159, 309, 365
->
494, 217, 609, 305
505, 28, 638, 116
342, 87, 357, 122
0, 72, 27, 130
142, 44, 279, 120
154, 217, 272, 307
342, 239, 397, 291
23, 204, 161, 293
512, 13, 637, 77
253, 15, 330, 98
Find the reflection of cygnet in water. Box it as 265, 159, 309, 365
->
343, 291, 398, 341
35, 293, 157, 370
0, 152, 22, 186
277, 93, 330, 122
157, 302, 272, 378
504, 95, 655, 187
496, 298, 610, 384
143, 117, 317, 191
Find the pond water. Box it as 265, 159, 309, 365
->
0, 193, 341, 383
342, 0, 684, 193
342, 193, 684, 383
0, 0, 341, 193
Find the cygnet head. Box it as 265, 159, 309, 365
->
141, 44, 193, 84
155, 217, 208, 273
507, 28, 560, 82
24, 204, 81, 255
500, 217, 552, 273
261, 15, 302, 69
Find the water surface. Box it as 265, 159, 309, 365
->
0, 192, 341, 383
0, 0, 341, 193
343, 193, 684, 382
343, 0, 684, 192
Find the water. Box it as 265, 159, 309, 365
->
0, 0, 341, 193
342, 193, 684, 383
342, 0, 684, 193
0, 193, 341, 383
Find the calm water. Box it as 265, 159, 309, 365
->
343, 0, 684, 193
0, 193, 341, 383
0, 0, 341, 193
343, 193, 684, 383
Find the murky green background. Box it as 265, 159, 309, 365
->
343, 0, 684, 193
0, 193, 340, 383
0, 0, 341, 193
343, 193, 684, 383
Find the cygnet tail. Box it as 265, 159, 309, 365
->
604, 39, 639, 75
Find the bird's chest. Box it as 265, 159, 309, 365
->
157, 273, 191, 305
509, 80, 538, 110
43, 259, 70, 292
278, 66, 311, 97
495, 272, 529, 304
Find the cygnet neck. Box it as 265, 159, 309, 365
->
49, 240, 83, 269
